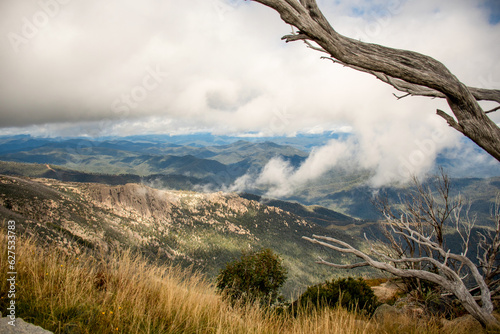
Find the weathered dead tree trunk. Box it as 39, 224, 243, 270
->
251, 0, 500, 161
304, 234, 500, 329
303, 174, 500, 330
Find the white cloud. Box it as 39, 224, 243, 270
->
230, 123, 460, 196
0, 0, 498, 187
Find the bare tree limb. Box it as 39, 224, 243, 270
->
304, 233, 498, 329
486, 106, 500, 114
320, 55, 500, 104
251, 0, 500, 161
301, 174, 500, 329
315, 257, 369, 269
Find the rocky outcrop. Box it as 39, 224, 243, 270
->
0, 317, 53, 334
371, 281, 401, 303
0, 175, 349, 298
85, 183, 178, 220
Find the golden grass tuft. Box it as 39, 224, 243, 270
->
0, 227, 485, 333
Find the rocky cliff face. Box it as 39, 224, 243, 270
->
0, 175, 362, 296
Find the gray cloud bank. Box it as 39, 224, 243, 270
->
0, 0, 499, 186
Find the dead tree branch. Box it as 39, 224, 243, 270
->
303, 174, 500, 329
251, 0, 500, 161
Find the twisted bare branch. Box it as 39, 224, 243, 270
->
302, 174, 500, 328
251, 0, 500, 160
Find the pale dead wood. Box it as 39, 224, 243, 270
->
303, 175, 500, 329
252, 0, 500, 161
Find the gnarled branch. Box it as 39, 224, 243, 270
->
251, 0, 500, 161
301, 174, 500, 329
304, 233, 498, 329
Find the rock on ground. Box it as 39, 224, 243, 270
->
0, 317, 53, 334
371, 281, 401, 303
372, 303, 400, 322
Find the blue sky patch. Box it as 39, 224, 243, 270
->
484, 0, 500, 24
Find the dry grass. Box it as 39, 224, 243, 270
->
363, 277, 389, 287
0, 227, 484, 333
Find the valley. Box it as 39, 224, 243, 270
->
1, 134, 499, 222
0, 133, 499, 299
0, 173, 369, 298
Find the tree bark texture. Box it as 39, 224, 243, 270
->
251, 0, 500, 161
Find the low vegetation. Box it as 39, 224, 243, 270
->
216, 248, 287, 306
0, 227, 486, 333
293, 277, 379, 316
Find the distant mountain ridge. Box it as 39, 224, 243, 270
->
0, 160, 357, 227
240, 193, 357, 228
0, 135, 498, 222
0, 135, 307, 178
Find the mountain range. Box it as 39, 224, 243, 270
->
0, 173, 368, 297
0, 133, 499, 298
0, 134, 498, 222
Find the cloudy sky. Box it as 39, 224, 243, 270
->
0, 0, 499, 186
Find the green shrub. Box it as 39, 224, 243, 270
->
216, 248, 287, 305
293, 277, 379, 315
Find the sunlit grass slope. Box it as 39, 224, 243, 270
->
0, 227, 470, 334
